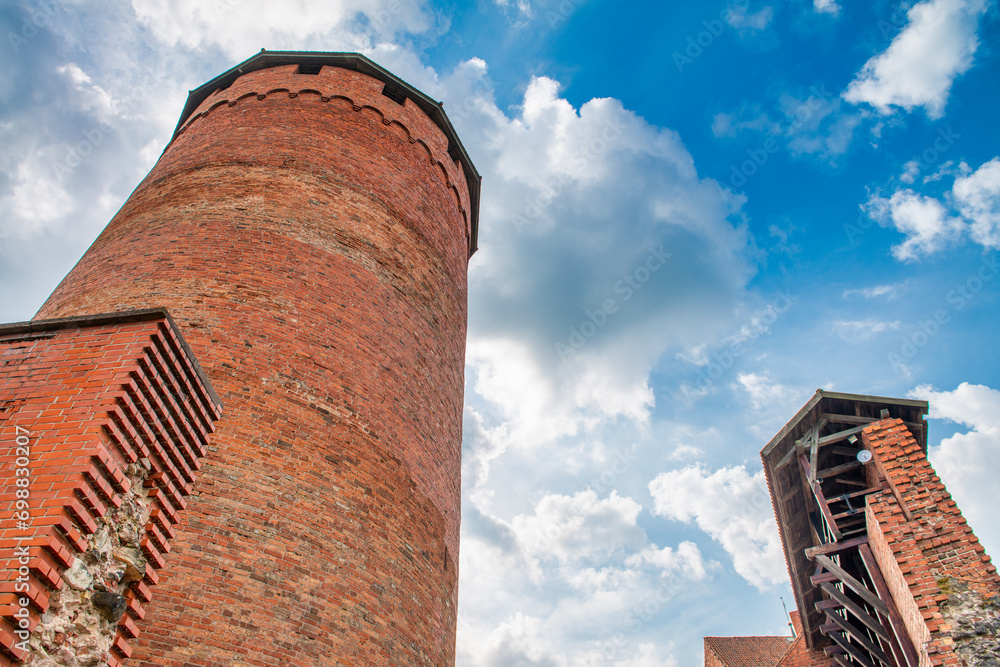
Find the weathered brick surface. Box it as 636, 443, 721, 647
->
0, 312, 220, 665
36, 62, 472, 665
863, 419, 1000, 667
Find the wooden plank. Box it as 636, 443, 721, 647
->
817, 460, 863, 480
819, 582, 890, 641
825, 609, 892, 660
825, 414, 877, 426
775, 444, 800, 470
806, 535, 868, 559
811, 572, 839, 585
809, 427, 820, 483
825, 630, 877, 667
800, 455, 843, 541
832, 654, 854, 667
816, 599, 842, 611
814, 555, 889, 616
859, 544, 921, 667
818, 425, 868, 446
832, 445, 862, 456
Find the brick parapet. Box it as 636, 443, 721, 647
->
863, 418, 1000, 667
0, 315, 220, 666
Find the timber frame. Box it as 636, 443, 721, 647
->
761, 391, 927, 666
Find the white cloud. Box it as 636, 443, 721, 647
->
444, 65, 754, 496
511, 490, 645, 565
844, 0, 989, 118
864, 156, 1000, 258
901, 160, 922, 184
813, 0, 840, 16
833, 319, 901, 341
128, 0, 436, 57
625, 541, 708, 581
952, 157, 1000, 248
725, 3, 775, 35
734, 372, 801, 412
842, 284, 901, 299
864, 189, 965, 260
909, 383, 1000, 557
649, 464, 786, 589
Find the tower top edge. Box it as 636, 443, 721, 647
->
173, 50, 481, 254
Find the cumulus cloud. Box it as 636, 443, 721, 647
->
512, 490, 645, 566
648, 464, 785, 589
864, 157, 1000, 259
864, 189, 965, 260
844, 0, 989, 118
813, 0, 840, 16
953, 157, 1000, 248
443, 64, 754, 481
129, 0, 437, 57
725, 3, 775, 36
458, 488, 703, 666
909, 383, 1000, 557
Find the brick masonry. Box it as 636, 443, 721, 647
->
34, 61, 473, 665
863, 419, 1000, 667
0, 311, 221, 666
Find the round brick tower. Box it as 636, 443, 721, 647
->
36, 52, 479, 666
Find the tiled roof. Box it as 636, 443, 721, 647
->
705, 636, 793, 667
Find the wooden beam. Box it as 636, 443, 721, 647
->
825, 610, 893, 664
859, 544, 921, 667
825, 414, 877, 426
809, 427, 820, 484
816, 599, 842, 612
775, 444, 799, 470
817, 460, 864, 480
839, 478, 869, 487
818, 582, 890, 641
832, 654, 855, 667
814, 555, 889, 616
800, 455, 843, 541
806, 535, 868, 559
825, 630, 878, 667
817, 425, 867, 446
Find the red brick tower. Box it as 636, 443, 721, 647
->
33, 51, 480, 665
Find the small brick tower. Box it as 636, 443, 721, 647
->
704, 391, 1000, 667
4, 51, 479, 665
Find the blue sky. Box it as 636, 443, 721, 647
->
2, 1, 999, 665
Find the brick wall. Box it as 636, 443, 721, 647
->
36, 61, 473, 665
0, 311, 220, 666
863, 419, 1000, 667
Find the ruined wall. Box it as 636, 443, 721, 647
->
863, 419, 1000, 667
0, 312, 220, 666
35, 60, 473, 665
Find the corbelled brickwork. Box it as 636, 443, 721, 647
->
863, 419, 1000, 667
34, 55, 476, 665
0, 311, 221, 666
